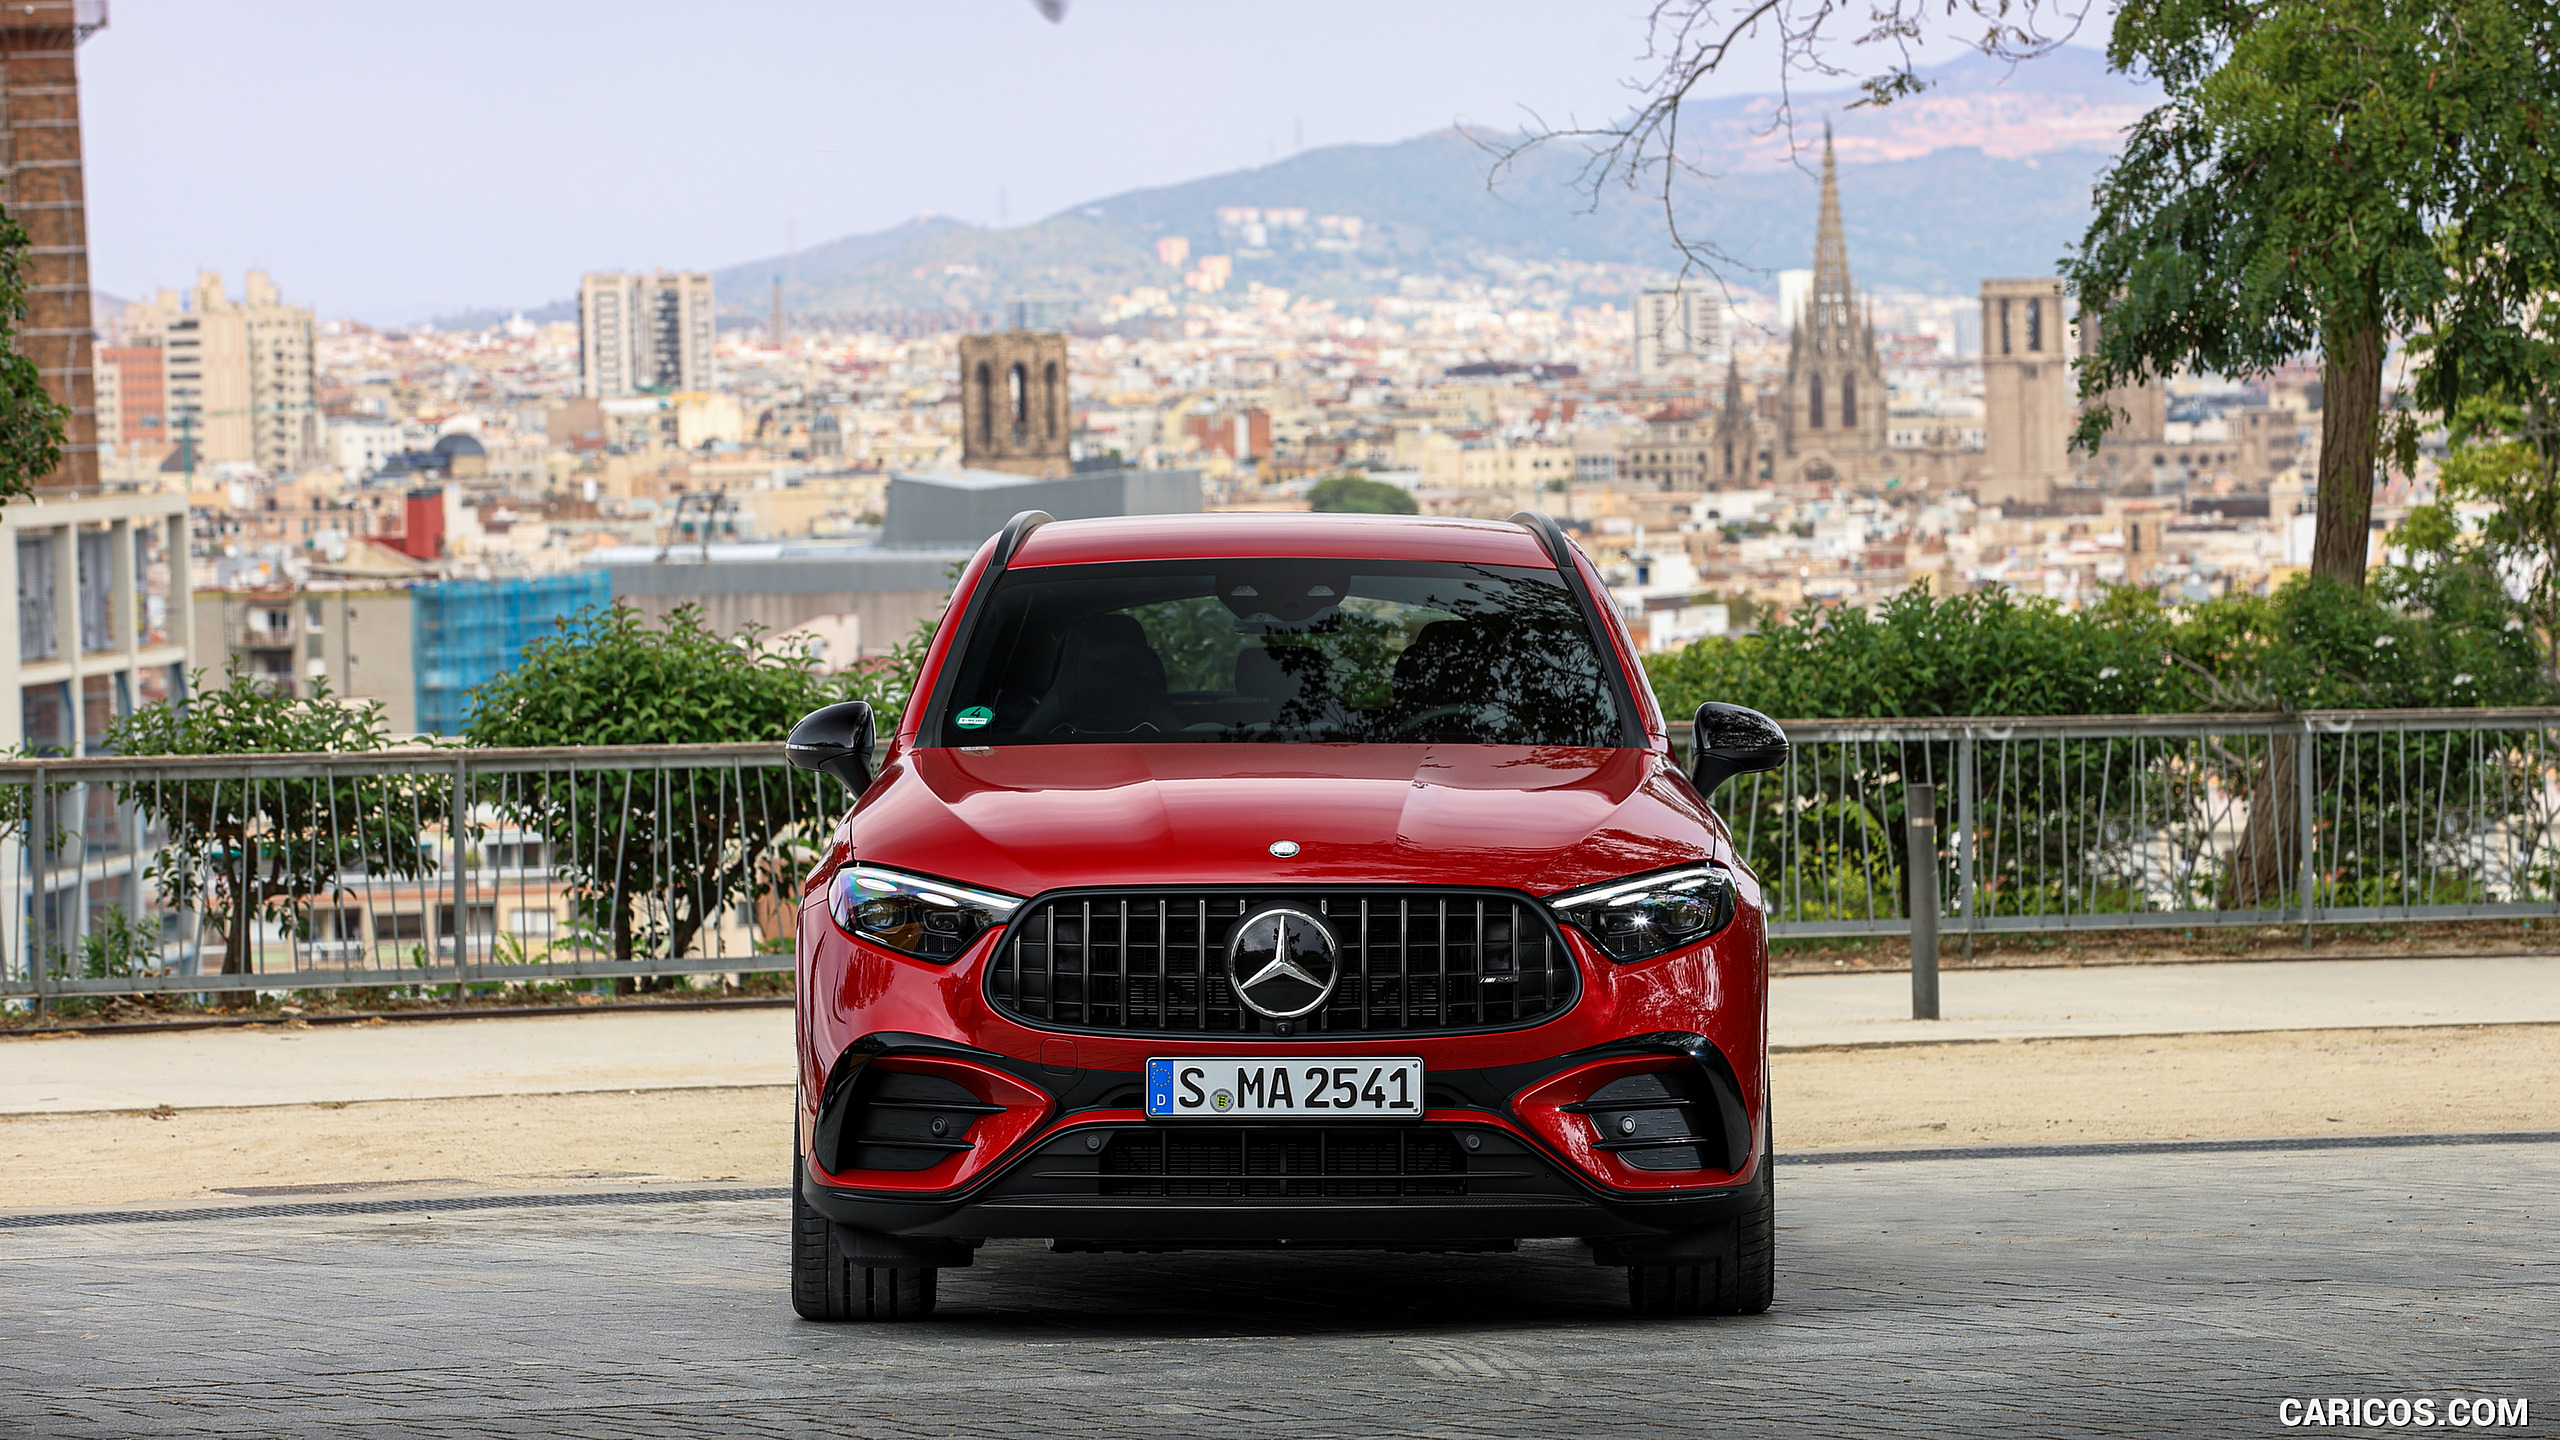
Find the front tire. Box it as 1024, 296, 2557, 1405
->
792, 1144, 939, 1321
1625, 1135, 1775, 1317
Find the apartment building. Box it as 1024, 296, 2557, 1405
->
117, 272, 318, 475
93, 343, 166, 461
1635, 285, 1721, 378
190, 585, 418, 731
1, 493, 193, 753
578, 271, 715, 399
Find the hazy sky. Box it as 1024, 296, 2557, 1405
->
75, 2, 2079, 323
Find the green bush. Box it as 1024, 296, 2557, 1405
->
1645, 561, 2550, 721
1307, 475, 1419, 515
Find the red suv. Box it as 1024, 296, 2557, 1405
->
784, 510, 1788, 1320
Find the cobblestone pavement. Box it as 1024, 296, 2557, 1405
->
2, 1141, 2550, 1439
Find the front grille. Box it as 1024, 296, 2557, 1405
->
1100, 1127, 1467, 1198
986, 889, 1578, 1036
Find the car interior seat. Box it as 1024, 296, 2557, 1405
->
1234, 643, 1336, 730
1016, 612, 1181, 735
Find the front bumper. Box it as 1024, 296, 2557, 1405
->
800, 1034, 1763, 1251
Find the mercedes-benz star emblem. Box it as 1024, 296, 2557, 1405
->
1225, 906, 1339, 1020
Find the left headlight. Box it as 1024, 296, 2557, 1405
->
827, 864, 1024, 963
1547, 863, 1739, 963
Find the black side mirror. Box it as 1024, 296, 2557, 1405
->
1691, 702, 1789, 798
787, 701, 876, 795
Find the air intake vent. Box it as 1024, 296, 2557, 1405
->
1100, 1127, 1468, 1198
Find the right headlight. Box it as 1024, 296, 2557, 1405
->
827, 863, 1023, 963
1547, 863, 1739, 963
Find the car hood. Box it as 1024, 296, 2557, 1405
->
847, 743, 1726, 898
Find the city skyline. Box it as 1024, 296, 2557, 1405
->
77, 2, 2117, 324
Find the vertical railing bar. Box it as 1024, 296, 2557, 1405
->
1958, 730, 1976, 947
611, 766, 637, 983
2297, 718, 2317, 942
29, 764, 48, 1014
452, 752, 470, 1004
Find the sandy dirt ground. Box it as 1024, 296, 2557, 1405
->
3, 1024, 2550, 1210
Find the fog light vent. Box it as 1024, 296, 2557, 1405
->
1564, 1070, 1718, 1171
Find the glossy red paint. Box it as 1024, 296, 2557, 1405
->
1007, 512, 1555, 571
846, 743, 1744, 899
1511, 1053, 1761, 1193
796, 887, 1770, 1197
809, 1055, 1052, 1194
794, 510, 1772, 1215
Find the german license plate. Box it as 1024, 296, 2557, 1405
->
1145, 1057, 1424, 1119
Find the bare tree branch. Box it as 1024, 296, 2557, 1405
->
1477, 0, 2097, 308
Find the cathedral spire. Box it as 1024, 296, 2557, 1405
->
1810, 122, 1853, 333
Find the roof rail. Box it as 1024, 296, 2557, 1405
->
992, 509, 1053, 571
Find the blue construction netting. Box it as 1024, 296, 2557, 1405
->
412, 573, 612, 734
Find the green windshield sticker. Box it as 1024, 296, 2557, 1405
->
955, 706, 994, 730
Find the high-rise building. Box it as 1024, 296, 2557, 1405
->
1635, 286, 1720, 378
579, 271, 715, 399
1778, 129, 1887, 487
1979, 277, 2073, 508
118, 272, 317, 475
94, 342, 166, 458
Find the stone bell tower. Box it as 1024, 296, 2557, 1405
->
958, 331, 1071, 478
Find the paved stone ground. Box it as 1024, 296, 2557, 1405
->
1, 1141, 2551, 1439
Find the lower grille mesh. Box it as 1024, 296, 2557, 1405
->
1099, 1128, 1467, 1198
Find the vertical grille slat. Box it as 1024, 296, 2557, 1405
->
988, 889, 1578, 1036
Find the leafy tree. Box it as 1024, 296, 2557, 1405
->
460, 603, 847, 964
1307, 475, 1419, 515
2394, 399, 2560, 675
106, 668, 444, 977
2068, 0, 2560, 589
0, 204, 68, 501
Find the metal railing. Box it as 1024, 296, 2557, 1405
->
10, 709, 2554, 1003
1672, 708, 2560, 939
0, 744, 848, 1002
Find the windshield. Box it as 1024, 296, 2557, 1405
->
931, 558, 1628, 747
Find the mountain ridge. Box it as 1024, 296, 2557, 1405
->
433, 47, 2149, 327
